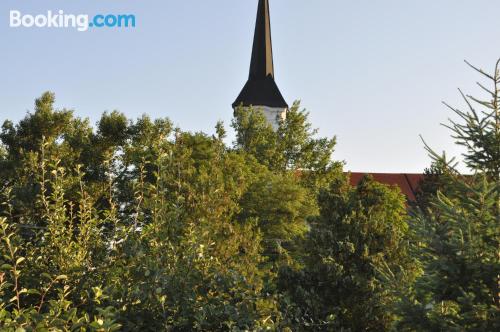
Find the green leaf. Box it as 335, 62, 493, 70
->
0, 263, 12, 270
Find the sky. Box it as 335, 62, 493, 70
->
1, 0, 500, 173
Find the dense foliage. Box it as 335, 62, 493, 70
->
0, 61, 499, 331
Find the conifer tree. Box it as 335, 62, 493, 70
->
398, 60, 500, 331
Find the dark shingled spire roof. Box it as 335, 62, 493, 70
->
233, 0, 288, 109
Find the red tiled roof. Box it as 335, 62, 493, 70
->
347, 172, 425, 201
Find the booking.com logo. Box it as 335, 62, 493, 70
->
9, 10, 136, 32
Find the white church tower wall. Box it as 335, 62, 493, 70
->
259, 106, 287, 130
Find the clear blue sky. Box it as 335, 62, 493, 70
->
2, 0, 500, 172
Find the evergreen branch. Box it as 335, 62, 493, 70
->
476, 81, 496, 98
465, 60, 496, 81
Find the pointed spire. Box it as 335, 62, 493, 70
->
249, 0, 274, 79
233, 0, 288, 109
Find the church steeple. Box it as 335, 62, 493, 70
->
233, 0, 288, 113
249, 0, 274, 80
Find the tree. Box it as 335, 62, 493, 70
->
232, 102, 339, 187
277, 102, 339, 190
398, 60, 500, 331
232, 103, 339, 265
104, 127, 279, 330
0, 93, 132, 227
278, 175, 416, 331
238, 171, 316, 264
232, 105, 282, 169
